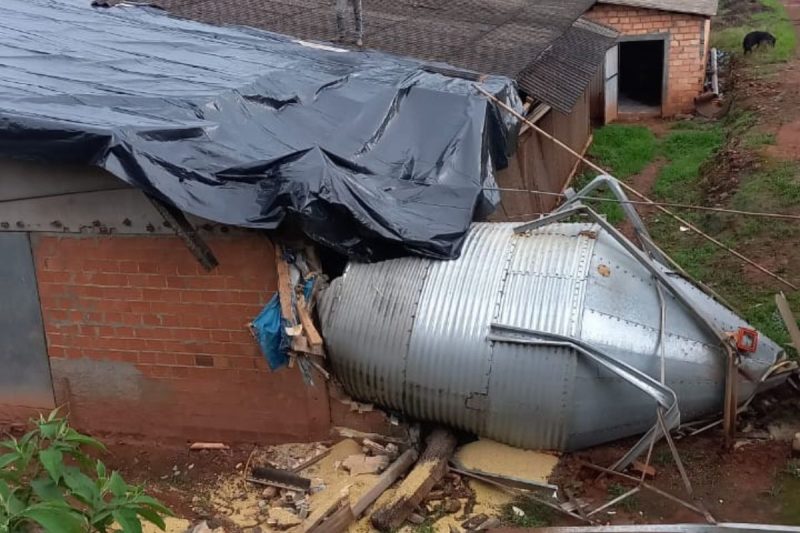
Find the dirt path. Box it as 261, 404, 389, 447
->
763, 0, 800, 159
618, 157, 665, 240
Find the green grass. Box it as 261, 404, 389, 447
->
607, 483, 639, 512
500, 497, 552, 528
576, 124, 660, 224
713, 0, 796, 63
742, 130, 776, 149
733, 160, 800, 209
653, 125, 725, 203
588, 124, 658, 179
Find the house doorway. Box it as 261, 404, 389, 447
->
618, 37, 666, 115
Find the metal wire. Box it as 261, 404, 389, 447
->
483, 186, 800, 221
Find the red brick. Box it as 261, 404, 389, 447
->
138, 352, 157, 364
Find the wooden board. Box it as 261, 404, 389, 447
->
297, 293, 324, 347
274, 243, 295, 323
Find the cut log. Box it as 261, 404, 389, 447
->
370, 428, 457, 531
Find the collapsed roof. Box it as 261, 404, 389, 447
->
150, 0, 619, 114
0, 0, 523, 260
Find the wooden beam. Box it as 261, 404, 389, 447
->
310, 502, 355, 533
274, 243, 295, 324
561, 133, 594, 194
303, 495, 348, 533
370, 429, 457, 531
297, 293, 324, 347
776, 292, 800, 350
332, 427, 407, 445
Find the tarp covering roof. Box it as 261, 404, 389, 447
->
0, 0, 522, 260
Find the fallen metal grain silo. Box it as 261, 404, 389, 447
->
319, 182, 785, 460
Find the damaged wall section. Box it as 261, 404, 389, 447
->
33, 233, 331, 442
0, 159, 336, 443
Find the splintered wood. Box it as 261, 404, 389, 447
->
370, 428, 457, 532
274, 242, 327, 369
274, 244, 295, 324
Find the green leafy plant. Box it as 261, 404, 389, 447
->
0, 410, 171, 532
786, 459, 800, 480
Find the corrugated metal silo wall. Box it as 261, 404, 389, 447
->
324, 223, 600, 449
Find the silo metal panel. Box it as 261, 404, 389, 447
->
322, 257, 429, 411
0, 233, 54, 409
484, 224, 597, 449
404, 223, 514, 434
487, 343, 576, 449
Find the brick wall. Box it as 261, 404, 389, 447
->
32, 232, 331, 443
586, 4, 710, 116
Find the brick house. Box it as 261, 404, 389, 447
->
585, 0, 718, 119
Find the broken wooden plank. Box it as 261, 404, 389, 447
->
275, 243, 295, 324
309, 501, 355, 533
461, 513, 489, 530
362, 438, 390, 456
297, 293, 324, 348
370, 428, 457, 531
189, 442, 229, 451
631, 461, 656, 479
250, 465, 311, 492
332, 427, 407, 445
351, 448, 418, 517
292, 447, 333, 473
303, 494, 349, 533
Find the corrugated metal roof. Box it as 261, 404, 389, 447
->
519, 17, 619, 114
141, 0, 617, 112
599, 0, 718, 16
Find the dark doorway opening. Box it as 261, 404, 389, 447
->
619, 39, 664, 113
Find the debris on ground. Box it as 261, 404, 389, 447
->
452, 439, 560, 490
370, 428, 457, 531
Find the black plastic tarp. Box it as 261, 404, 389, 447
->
0, 0, 522, 259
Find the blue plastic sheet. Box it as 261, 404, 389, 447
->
252, 294, 289, 371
